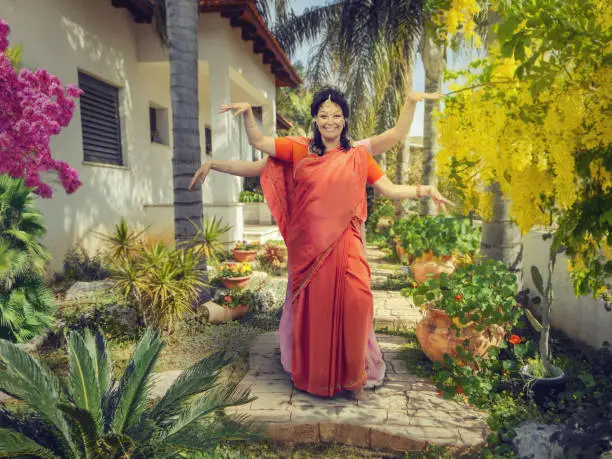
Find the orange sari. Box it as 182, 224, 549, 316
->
261, 137, 380, 396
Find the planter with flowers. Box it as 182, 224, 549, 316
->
232, 240, 260, 262
391, 215, 480, 283
406, 259, 523, 364
217, 262, 253, 289
204, 289, 255, 324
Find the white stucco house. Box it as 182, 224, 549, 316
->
1, 0, 299, 271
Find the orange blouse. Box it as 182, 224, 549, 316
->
274, 137, 384, 185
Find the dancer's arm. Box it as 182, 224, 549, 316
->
189, 158, 268, 191
219, 103, 277, 156
367, 91, 442, 156
371, 175, 454, 214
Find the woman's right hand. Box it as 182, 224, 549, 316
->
219, 102, 251, 116
189, 161, 212, 191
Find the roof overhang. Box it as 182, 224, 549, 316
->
111, 0, 301, 88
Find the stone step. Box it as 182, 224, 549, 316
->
227, 331, 488, 453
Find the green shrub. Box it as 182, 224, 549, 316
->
62, 246, 111, 281
239, 191, 264, 203
0, 328, 258, 457
0, 175, 56, 342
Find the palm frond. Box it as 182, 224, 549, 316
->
160, 381, 254, 442
108, 328, 165, 433
66, 330, 103, 436
56, 404, 99, 458
0, 428, 59, 458
159, 413, 261, 451
147, 351, 230, 425
0, 339, 76, 455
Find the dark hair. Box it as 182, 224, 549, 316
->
309, 86, 351, 155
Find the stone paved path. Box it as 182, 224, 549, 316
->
228, 332, 488, 453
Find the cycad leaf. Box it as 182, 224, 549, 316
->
108, 329, 164, 433
57, 404, 99, 458
66, 330, 102, 436
0, 428, 59, 458
148, 351, 229, 425
0, 339, 75, 454
161, 381, 254, 442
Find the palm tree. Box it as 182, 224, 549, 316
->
0, 175, 55, 343
0, 328, 256, 457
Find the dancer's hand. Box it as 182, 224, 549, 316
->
406, 91, 443, 103
426, 186, 455, 214
189, 161, 212, 191
219, 102, 251, 116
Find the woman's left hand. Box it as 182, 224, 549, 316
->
426, 186, 455, 214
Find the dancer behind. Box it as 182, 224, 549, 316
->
190, 87, 452, 400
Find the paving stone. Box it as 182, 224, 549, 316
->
458, 427, 487, 445
248, 409, 292, 423
386, 410, 413, 426
335, 406, 388, 424
246, 378, 293, 394
250, 393, 291, 410
370, 428, 427, 452
356, 393, 407, 410
319, 423, 371, 448
291, 406, 338, 422
290, 391, 356, 408
267, 423, 320, 444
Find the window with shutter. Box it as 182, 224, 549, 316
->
78, 72, 123, 166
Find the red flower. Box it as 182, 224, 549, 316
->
436, 390, 443, 397
455, 294, 462, 301
412, 282, 418, 288
224, 296, 232, 303
508, 334, 521, 345
457, 386, 464, 394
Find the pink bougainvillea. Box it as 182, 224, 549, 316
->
0, 17, 82, 198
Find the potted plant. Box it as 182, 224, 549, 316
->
257, 242, 288, 275
520, 232, 568, 397
391, 215, 481, 282
204, 289, 255, 323
217, 261, 253, 289
232, 240, 260, 262
407, 259, 523, 364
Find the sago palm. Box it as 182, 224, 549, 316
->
0, 328, 257, 458
0, 175, 55, 342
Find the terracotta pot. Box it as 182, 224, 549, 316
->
411, 256, 456, 283
233, 249, 258, 262
395, 242, 407, 261
416, 307, 505, 363
203, 302, 250, 324
220, 275, 252, 289
231, 304, 250, 320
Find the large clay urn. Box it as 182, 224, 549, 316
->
411, 254, 455, 284
204, 302, 250, 324
416, 307, 506, 363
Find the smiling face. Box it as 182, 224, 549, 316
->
315, 100, 345, 143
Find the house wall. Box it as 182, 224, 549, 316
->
1, 0, 278, 271
522, 230, 612, 349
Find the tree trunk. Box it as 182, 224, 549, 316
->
420, 34, 445, 215
167, 0, 203, 250
480, 11, 523, 288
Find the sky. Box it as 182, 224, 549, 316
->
286, 0, 477, 137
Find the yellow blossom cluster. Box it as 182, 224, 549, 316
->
436, 55, 611, 234
433, 0, 482, 45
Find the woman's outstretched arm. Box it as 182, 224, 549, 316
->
371, 175, 454, 214
189, 158, 268, 191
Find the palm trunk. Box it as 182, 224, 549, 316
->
167, 0, 203, 249
420, 34, 445, 216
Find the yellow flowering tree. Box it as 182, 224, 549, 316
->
436, 0, 611, 372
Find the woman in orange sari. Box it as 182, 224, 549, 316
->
190, 87, 452, 399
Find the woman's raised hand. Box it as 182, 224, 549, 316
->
188, 161, 212, 191
406, 91, 444, 103
219, 102, 251, 116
